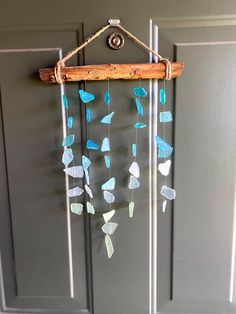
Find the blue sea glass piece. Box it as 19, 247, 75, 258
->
135, 98, 144, 116
156, 136, 173, 158
160, 88, 166, 105
101, 137, 110, 152
133, 87, 147, 97
128, 175, 140, 190
103, 191, 115, 203
67, 116, 73, 128
161, 185, 176, 200
134, 122, 146, 129
79, 90, 95, 103
160, 111, 172, 123
132, 144, 137, 157
102, 177, 115, 190
104, 155, 110, 168
62, 148, 73, 166
100, 111, 115, 124
86, 139, 99, 150
104, 90, 111, 105
63, 95, 68, 109
82, 155, 91, 170
85, 169, 90, 185
62, 134, 75, 147
86, 108, 91, 122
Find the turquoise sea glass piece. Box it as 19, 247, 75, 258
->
102, 177, 115, 190
71, 203, 83, 215
160, 88, 166, 105
100, 111, 115, 124
133, 87, 147, 97
86, 139, 99, 150
67, 116, 73, 128
79, 90, 95, 103
104, 155, 110, 168
62, 134, 75, 147
63, 95, 68, 109
86, 108, 91, 122
82, 155, 91, 170
135, 98, 144, 116
62, 148, 73, 166
132, 144, 137, 157
134, 122, 146, 129
103, 191, 115, 203
101, 137, 110, 152
105, 234, 114, 258
161, 185, 176, 200
86, 201, 95, 214
85, 169, 90, 185
156, 136, 173, 158
160, 111, 172, 123
104, 90, 111, 105
128, 175, 140, 190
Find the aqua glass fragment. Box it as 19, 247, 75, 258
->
62, 134, 75, 147
156, 136, 173, 158
62, 148, 73, 166
128, 175, 140, 190
104, 90, 111, 106
79, 90, 95, 103
103, 209, 115, 222
162, 200, 167, 213
86, 201, 95, 214
67, 186, 84, 197
71, 203, 83, 215
101, 177, 115, 190
133, 87, 148, 97
63, 95, 68, 109
134, 122, 146, 129
132, 144, 137, 157
86, 108, 91, 122
68, 116, 73, 128
82, 155, 91, 170
135, 98, 144, 116
102, 222, 118, 235
101, 137, 110, 152
85, 169, 90, 185
158, 159, 171, 176
129, 161, 140, 178
161, 185, 176, 200
103, 191, 115, 203
129, 202, 135, 218
86, 139, 99, 150
160, 111, 172, 123
105, 235, 114, 258
100, 111, 115, 124
85, 184, 93, 198
63, 166, 84, 178
104, 155, 110, 168
160, 88, 166, 105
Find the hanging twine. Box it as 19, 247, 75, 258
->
54, 22, 172, 84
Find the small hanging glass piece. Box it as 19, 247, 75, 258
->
71, 203, 83, 215
103, 209, 115, 222
62, 148, 74, 166
67, 186, 84, 197
105, 234, 114, 258
63, 95, 68, 109
82, 155, 91, 171
134, 122, 146, 129
128, 175, 140, 190
103, 191, 115, 203
161, 185, 176, 200
67, 116, 73, 128
129, 201, 135, 218
160, 111, 172, 123
132, 144, 137, 157
104, 155, 110, 168
162, 200, 167, 213
86, 108, 91, 122
85, 185, 93, 198
159, 88, 166, 105
100, 111, 115, 124
62, 134, 75, 147
101, 177, 115, 190
86, 139, 99, 150
79, 90, 95, 103
63, 166, 84, 178
84, 169, 90, 185
156, 136, 173, 158
158, 159, 171, 176
102, 222, 118, 235
86, 201, 95, 214
101, 137, 110, 152
104, 90, 111, 106
135, 98, 144, 116
133, 87, 148, 98
129, 161, 140, 178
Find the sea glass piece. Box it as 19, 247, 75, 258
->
133, 87, 148, 97
129, 161, 140, 178
134, 122, 146, 129
63, 95, 68, 109
67, 116, 73, 128
85, 169, 90, 185
86, 201, 95, 214
102, 222, 118, 235
160, 111, 172, 123
129, 202, 135, 218
101, 137, 110, 152
71, 203, 83, 215
82, 155, 91, 170
100, 111, 115, 124
128, 175, 140, 190
104, 155, 110, 168
104, 90, 111, 106
62, 134, 75, 147
103, 191, 115, 203
101, 177, 115, 190
62, 148, 73, 166
85, 185, 93, 198
132, 144, 137, 157
63, 166, 84, 178
79, 90, 95, 103
105, 234, 114, 258
161, 185, 176, 200
86, 139, 99, 150
86, 108, 91, 122
103, 209, 115, 222
135, 98, 144, 116
156, 136, 173, 158
162, 200, 167, 213
160, 88, 166, 105
67, 186, 84, 197
158, 159, 171, 176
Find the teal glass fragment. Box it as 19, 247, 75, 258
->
101, 137, 110, 152
67, 116, 73, 128
128, 175, 140, 190
102, 177, 115, 191
62, 134, 75, 147
160, 111, 172, 123
86, 139, 99, 150
62, 148, 73, 166
104, 155, 110, 168
135, 98, 144, 116
82, 155, 91, 170
63, 95, 68, 109
86, 108, 91, 122
134, 122, 146, 129
132, 144, 137, 157
100, 111, 115, 124
79, 90, 95, 103
133, 87, 147, 97
103, 191, 115, 203
156, 136, 173, 158
85, 169, 90, 185
104, 90, 111, 105
160, 88, 166, 105
71, 203, 83, 215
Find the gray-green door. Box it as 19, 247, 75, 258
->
0, 1, 235, 314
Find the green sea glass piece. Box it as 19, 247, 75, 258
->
133, 87, 147, 97
62, 148, 73, 166
71, 203, 83, 215
105, 235, 114, 258
79, 90, 95, 103
102, 222, 118, 235
62, 134, 75, 147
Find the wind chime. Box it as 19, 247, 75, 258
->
39, 19, 184, 258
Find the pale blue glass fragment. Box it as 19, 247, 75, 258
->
63, 95, 68, 109
62, 134, 75, 147
133, 87, 147, 97
104, 90, 111, 105
71, 203, 83, 215
67, 116, 73, 128
62, 148, 73, 166
104, 155, 110, 168
132, 144, 137, 157
79, 90, 95, 103
160, 111, 172, 123
161, 185, 176, 200
86, 139, 99, 150
160, 88, 166, 105
135, 98, 144, 116
128, 175, 140, 190
100, 111, 115, 124
86, 108, 91, 122
134, 122, 146, 129
102, 177, 115, 190
82, 155, 91, 170
85, 169, 90, 185
101, 137, 110, 152
156, 136, 173, 158
86, 201, 95, 214
103, 191, 115, 203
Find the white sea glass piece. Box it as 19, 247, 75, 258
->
85, 170, 90, 185
128, 175, 140, 190
63, 166, 84, 178
103, 209, 115, 222
158, 160, 171, 176
67, 186, 84, 197
86, 201, 95, 214
129, 202, 135, 218
85, 185, 93, 198
129, 161, 140, 178
103, 191, 115, 203
161, 185, 176, 200
70, 203, 83, 215
105, 235, 114, 258
101, 137, 110, 152
101, 177, 115, 190
162, 200, 167, 213
102, 222, 118, 235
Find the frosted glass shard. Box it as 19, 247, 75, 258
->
63, 166, 84, 178
63, 95, 68, 109
101, 177, 115, 190
68, 116, 73, 128
102, 222, 118, 235
129, 161, 140, 178
62, 148, 73, 166
62, 134, 75, 147
71, 203, 83, 215
103, 191, 115, 203
79, 90, 95, 103
160, 111, 172, 123
158, 159, 171, 176
86, 108, 91, 122
104, 155, 110, 168
85, 169, 90, 185
161, 185, 176, 200
85, 185, 93, 198
134, 122, 146, 129
132, 144, 137, 157
67, 186, 84, 197
129, 202, 135, 218
162, 200, 167, 213
133, 87, 147, 97
128, 175, 140, 190
160, 88, 166, 105
100, 111, 115, 124
104, 90, 111, 106
82, 155, 91, 170
86, 139, 99, 150
135, 98, 144, 116
86, 201, 95, 214
156, 136, 173, 158
105, 235, 114, 258
101, 137, 110, 152
103, 209, 115, 222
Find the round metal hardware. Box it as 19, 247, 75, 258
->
107, 33, 125, 50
